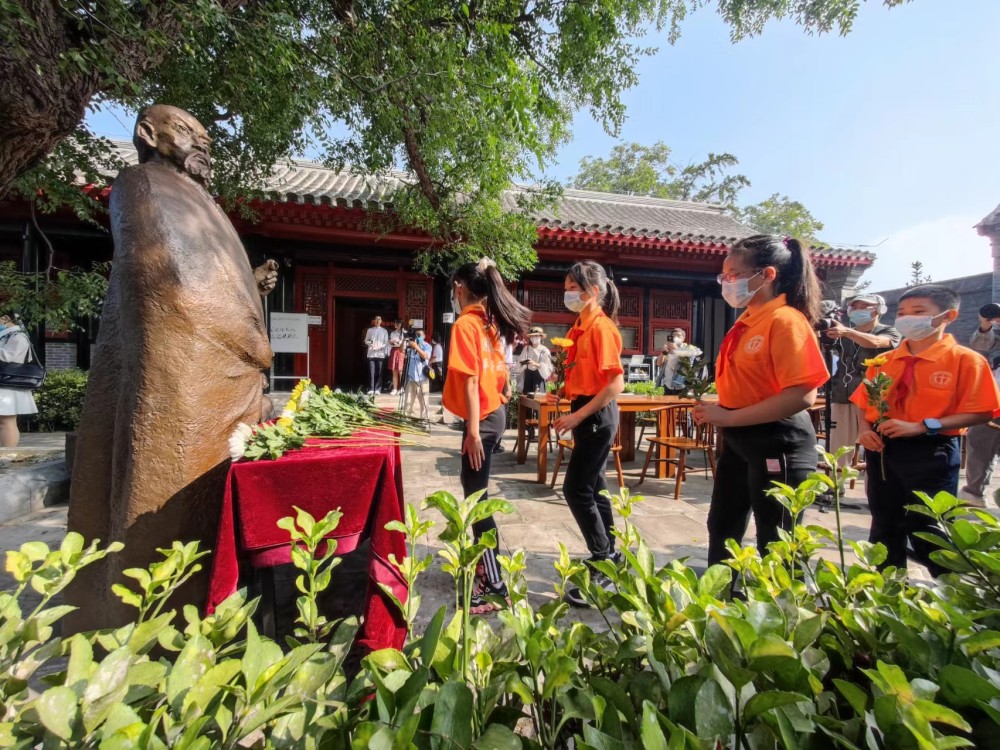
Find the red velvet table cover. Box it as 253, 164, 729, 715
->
206, 439, 408, 653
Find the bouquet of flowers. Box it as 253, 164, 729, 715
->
673, 345, 714, 399
548, 337, 575, 397
861, 355, 892, 478
228, 379, 427, 461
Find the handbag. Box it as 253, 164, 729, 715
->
0, 328, 46, 390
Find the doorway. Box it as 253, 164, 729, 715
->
334, 298, 399, 389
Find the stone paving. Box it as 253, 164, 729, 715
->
4, 394, 999, 637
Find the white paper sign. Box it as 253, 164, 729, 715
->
410, 319, 424, 329
442, 312, 455, 324
307, 315, 322, 325
269, 312, 309, 353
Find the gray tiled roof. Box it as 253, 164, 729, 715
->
977, 203, 1000, 234
106, 141, 873, 262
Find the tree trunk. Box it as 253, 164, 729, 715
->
0, 2, 101, 197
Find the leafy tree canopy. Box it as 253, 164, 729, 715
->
735, 193, 826, 241
571, 141, 750, 208
1, 0, 910, 280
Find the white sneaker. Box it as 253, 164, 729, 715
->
958, 488, 986, 508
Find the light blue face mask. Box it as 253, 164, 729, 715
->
848, 309, 873, 325
416, 335, 424, 343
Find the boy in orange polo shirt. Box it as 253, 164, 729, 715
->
850, 284, 1000, 576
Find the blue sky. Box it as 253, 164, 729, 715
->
87, 1, 999, 292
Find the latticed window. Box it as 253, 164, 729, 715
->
649, 290, 692, 351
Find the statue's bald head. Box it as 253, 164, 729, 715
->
134, 105, 213, 185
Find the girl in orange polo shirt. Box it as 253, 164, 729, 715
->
693, 235, 829, 575
548, 260, 625, 608
443, 257, 531, 613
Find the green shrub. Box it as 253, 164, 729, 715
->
624, 380, 664, 396
32, 368, 88, 431
2, 451, 999, 748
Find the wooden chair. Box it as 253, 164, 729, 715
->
636, 412, 658, 446
549, 420, 625, 490
638, 404, 716, 500
524, 417, 553, 454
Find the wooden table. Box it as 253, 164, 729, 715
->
515, 394, 693, 484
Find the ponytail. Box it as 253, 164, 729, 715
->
567, 260, 619, 322
730, 235, 821, 325
451, 258, 532, 342
781, 238, 821, 325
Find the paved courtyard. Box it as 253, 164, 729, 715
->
3, 393, 996, 636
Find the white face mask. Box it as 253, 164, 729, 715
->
896, 314, 943, 341
451, 287, 463, 315
564, 291, 586, 313
529, 336, 542, 346
721, 271, 763, 309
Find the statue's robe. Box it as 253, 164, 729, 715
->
65, 162, 273, 633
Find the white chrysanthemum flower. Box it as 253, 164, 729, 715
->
281, 409, 295, 420
298, 389, 312, 407
228, 423, 254, 461
675, 345, 703, 359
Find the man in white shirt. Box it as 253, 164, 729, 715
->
364, 316, 389, 394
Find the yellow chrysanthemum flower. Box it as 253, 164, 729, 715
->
284, 399, 298, 414
863, 356, 889, 368
321, 385, 332, 396
550, 337, 575, 348
277, 416, 294, 429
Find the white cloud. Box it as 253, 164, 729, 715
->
856, 215, 993, 293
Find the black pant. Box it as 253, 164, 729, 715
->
866, 436, 955, 577
429, 363, 444, 392
461, 406, 507, 582
368, 357, 385, 392
562, 397, 618, 560
707, 411, 816, 566
522, 368, 546, 395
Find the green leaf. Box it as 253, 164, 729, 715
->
693, 678, 734, 740
963, 630, 1000, 656
430, 680, 473, 749
472, 724, 521, 750
639, 701, 668, 750
834, 679, 870, 716
81, 647, 133, 733
742, 691, 810, 723
36, 686, 78, 740
938, 665, 1000, 707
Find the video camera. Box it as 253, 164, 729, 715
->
814, 300, 843, 334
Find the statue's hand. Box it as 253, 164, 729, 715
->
254, 260, 279, 297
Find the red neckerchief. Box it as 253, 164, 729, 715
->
716, 320, 749, 380
891, 356, 918, 412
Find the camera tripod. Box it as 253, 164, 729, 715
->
816, 339, 862, 512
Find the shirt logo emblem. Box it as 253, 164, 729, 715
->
744, 335, 765, 354
929, 371, 952, 388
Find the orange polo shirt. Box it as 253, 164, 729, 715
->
443, 304, 506, 421
715, 294, 829, 410
849, 334, 1000, 435
564, 308, 624, 399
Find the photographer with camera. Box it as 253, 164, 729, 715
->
824, 293, 900, 463
655, 328, 687, 394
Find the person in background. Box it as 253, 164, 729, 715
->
364, 316, 389, 395
852, 285, 1000, 576
519, 326, 552, 396
960, 354, 1000, 508
429, 331, 445, 393
443, 257, 531, 613
493, 335, 518, 454
0, 314, 38, 448
824, 294, 901, 464
970, 302, 1000, 354
388, 319, 406, 395
403, 327, 432, 421
550, 260, 624, 608
693, 235, 829, 585
655, 327, 687, 394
